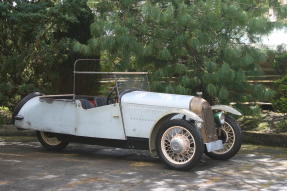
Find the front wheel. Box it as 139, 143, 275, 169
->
156, 119, 204, 170
37, 131, 69, 151
205, 115, 242, 160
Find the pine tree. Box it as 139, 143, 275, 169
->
77, 0, 286, 111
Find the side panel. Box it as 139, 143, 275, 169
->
121, 103, 171, 138
15, 97, 77, 134
75, 103, 126, 140
16, 98, 126, 140
121, 91, 193, 138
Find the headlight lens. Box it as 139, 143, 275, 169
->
214, 112, 225, 125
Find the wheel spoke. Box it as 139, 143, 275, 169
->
213, 121, 236, 154
161, 126, 196, 165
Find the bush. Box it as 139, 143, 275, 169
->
273, 47, 287, 75
273, 74, 287, 113
0, 106, 12, 125
0, 0, 95, 110
274, 119, 287, 132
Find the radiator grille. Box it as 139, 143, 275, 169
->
201, 102, 218, 142
190, 97, 218, 143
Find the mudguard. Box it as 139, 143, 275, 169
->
148, 109, 203, 156
12, 92, 42, 125
211, 105, 242, 116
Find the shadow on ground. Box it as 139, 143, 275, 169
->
0, 137, 286, 191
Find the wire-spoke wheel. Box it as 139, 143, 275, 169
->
212, 122, 235, 154
37, 131, 69, 151
205, 115, 241, 160
157, 119, 204, 170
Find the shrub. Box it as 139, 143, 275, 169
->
0, 106, 12, 125
273, 47, 287, 75
273, 74, 287, 113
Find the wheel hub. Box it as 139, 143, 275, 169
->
170, 135, 190, 154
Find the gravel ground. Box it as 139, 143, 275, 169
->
0, 136, 287, 191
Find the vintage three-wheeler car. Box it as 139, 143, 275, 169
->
13, 59, 242, 170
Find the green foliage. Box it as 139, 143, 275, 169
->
273, 74, 287, 113
273, 47, 287, 75
0, 106, 11, 125
80, 0, 286, 112
2, 0, 286, 117
274, 119, 287, 132
0, 0, 95, 109
238, 105, 262, 117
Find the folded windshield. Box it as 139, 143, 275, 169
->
73, 59, 149, 99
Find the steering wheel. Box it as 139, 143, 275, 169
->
106, 86, 118, 105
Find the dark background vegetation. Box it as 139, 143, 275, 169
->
0, 0, 287, 126
0, 0, 97, 109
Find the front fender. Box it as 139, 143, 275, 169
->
157, 109, 203, 123
148, 109, 202, 156
211, 105, 242, 116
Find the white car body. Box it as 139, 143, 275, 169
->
14, 60, 242, 159
15, 90, 241, 155
15, 91, 194, 139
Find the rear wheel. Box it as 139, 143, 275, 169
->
156, 119, 204, 170
205, 115, 241, 160
37, 131, 69, 151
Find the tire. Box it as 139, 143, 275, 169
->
36, 131, 69, 151
205, 115, 242, 160
156, 119, 204, 170
13, 92, 42, 124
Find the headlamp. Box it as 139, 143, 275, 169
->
214, 112, 225, 125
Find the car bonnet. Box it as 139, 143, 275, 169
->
120, 91, 193, 109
